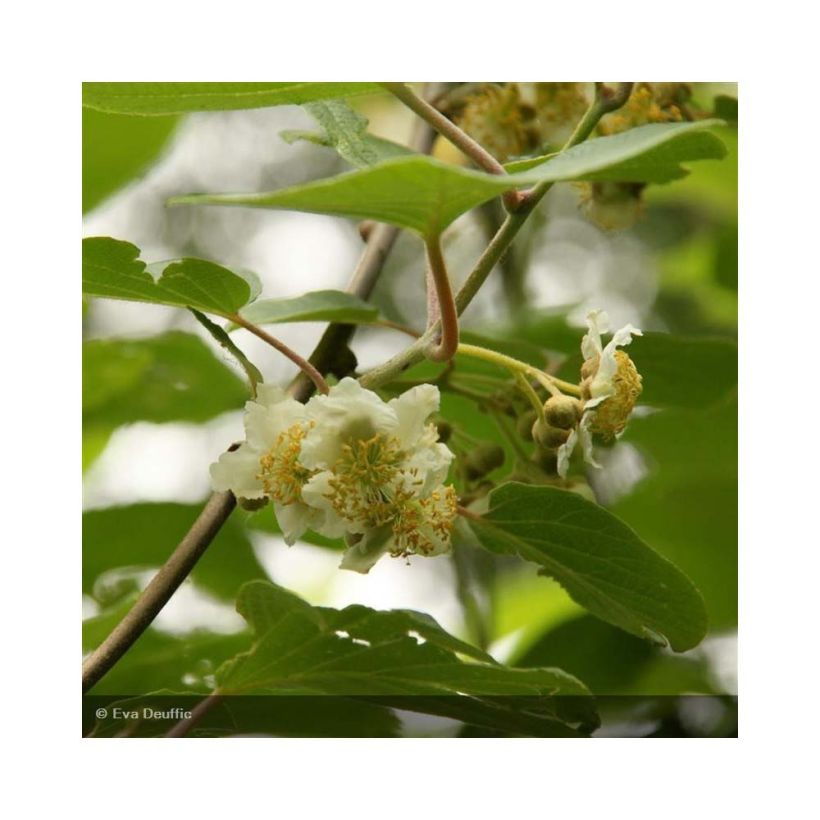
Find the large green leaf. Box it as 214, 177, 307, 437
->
628, 332, 736, 408
82, 237, 257, 317
215, 581, 597, 734
469, 482, 708, 651
170, 155, 517, 237
83, 503, 267, 602
82, 82, 382, 115
513, 614, 716, 697
239, 289, 380, 327
83, 332, 248, 428
83, 108, 177, 212
612, 398, 737, 631
282, 99, 411, 168
505, 119, 727, 182
170, 122, 726, 237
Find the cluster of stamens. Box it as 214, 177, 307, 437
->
257, 421, 316, 504
581, 351, 643, 441
391, 486, 458, 559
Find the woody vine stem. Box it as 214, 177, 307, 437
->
81, 82, 633, 698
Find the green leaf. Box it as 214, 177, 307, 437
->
83, 503, 267, 602
285, 100, 412, 168
82, 237, 256, 317
83, 108, 177, 212
513, 614, 715, 696
189, 309, 262, 397
170, 155, 517, 237
505, 120, 727, 183
469, 482, 708, 651
628, 332, 737, 408
83, 332, 248, 427
612, 398, 737, 631
170, 122, 726, 238
216, 581, 597, 734
239, 289, 380, 327
82, 82, 383, 115
713, 95, 738, 123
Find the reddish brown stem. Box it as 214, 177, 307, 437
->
423, 236, 459, 363
230, 313, 330, 394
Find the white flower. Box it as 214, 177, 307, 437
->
209, 384, 328, 545
581, 310, 642, 410
209, 377, 457, 573
299, 378, 455, 572
557, 310, 643, 477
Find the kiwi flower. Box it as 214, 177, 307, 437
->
557, 310, 643, 477
210, 378, 456, 573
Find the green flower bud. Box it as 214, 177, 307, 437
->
544, 395, 583, 430
532, 418, 571, 449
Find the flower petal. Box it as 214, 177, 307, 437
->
581, 309, 609, 360
339, 527, 393, 574
557, 429, 578, 478
579, 414, 601, 469
389, 384, 440, 447
210, 446, 265, 499
589, 322, 643, 400
300, 377, 397, 469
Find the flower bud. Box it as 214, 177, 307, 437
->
464, 443, 506, 480
532, 418, 571, 449
544, 395, 583, 430
516, 409, 538, 440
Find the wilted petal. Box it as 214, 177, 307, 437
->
557, 429, 578, 478
581, 309, 610, 360
589, 322, 643, 401
578, 415, 601, 469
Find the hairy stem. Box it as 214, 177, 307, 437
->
423, 236, 459, 362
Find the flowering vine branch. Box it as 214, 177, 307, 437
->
83, 82, 634, 696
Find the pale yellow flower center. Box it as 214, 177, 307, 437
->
257, 421, 315, 505
391, 486, 458, 558
326, 432, 409, 527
